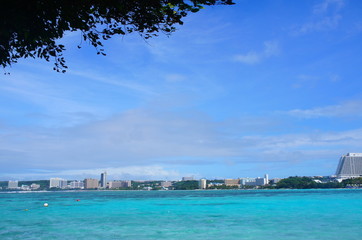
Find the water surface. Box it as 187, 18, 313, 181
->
1, 189, 361, 239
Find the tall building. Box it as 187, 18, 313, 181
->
100, 172, 107, 188
224, 179, 240, 187
336, 153, 362, 179
240, 174, 269, 187
199, 179, 207, 189
69, 181, 84, 189
49, 178, 67, 189
8, 180, 18, 189
182, 176, 194, 181
108, 180, 131, 189
84, 178, 99, 189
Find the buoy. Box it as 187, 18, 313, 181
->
76, 199, 80, 202
43, 203, 49, 207
24, 209, 29, 211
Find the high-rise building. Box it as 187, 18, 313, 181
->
182, 176, 194, 181
108, 180, 131, 189
100, 172, 107, 188
336, 153, 362, 179
240, 174, 269, 187
69, 181, 84, 189
84, 178, 99, 189
50, 178, 67, 189
224, 179, 240, 187
8, 180, 18, 189
199, 179, 207, 189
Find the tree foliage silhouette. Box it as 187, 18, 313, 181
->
0, 0, 234, 73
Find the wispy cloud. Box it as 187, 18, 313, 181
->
0, 108, 236, 174
164, 74, 187, 82
0, 72, 105, 127
294, 0, 345, 35
69, 69, 158, 96
2, 104, 362, 179
234, 41, 280, 64
313, 0, 344, 14
285, 100, 362, 118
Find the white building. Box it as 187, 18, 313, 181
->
199, 179, 207, 189
8, 180, 19, 189
30, 183, 40, 190
21, 185, 30, 191
69, 181, 84, 189
50, 178, 67, 189
240, 174, 269, 187
336, 153, 362, 180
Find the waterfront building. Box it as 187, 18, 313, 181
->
30, 183, 40, 190
8, 180, 18, 189
50, 178, 68, 189
69, 181, 84, 189
224, 179, 240, 187
199, 179, 207, 189
182, 176, 194, 181
84, 178, 99, 189
21, 185, 30, 191
270, 178, 281, 185
240, 174, 269, 187
255, 177, 266, 185
161, 181, 172, 188
240, 177, 256, 186
336, 153, 362, 180
108, 180, 131, 189
100, 172, 107, 188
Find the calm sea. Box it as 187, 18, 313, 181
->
1, 189, 362, 240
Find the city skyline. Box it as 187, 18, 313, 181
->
2, 0, 362, 180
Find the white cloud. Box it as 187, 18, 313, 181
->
286, 100, 362, 118
164, 74, 187, 82
234, 41, 279, 65
69, 69, 158, 96
313, 0, 344, 14
294, 0, 345, 35
2, 104, 362, 179
234, 52, 261, 64
0, 108, 236, 174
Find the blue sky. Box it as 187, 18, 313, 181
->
1, 0, 362, 180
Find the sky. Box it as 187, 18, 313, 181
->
1, 0, 362, 181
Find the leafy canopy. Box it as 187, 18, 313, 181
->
0, 0, 234, 73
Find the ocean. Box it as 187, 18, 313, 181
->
1, 189, 362, 240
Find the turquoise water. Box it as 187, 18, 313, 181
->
1, 189, 362, 239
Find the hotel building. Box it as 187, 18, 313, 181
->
8, 180, 19, 189
108, 180, 131, 189
100, 172, 107, 188
84, 178, 99, 189
50, 178, 68, 189
336, 153, 362, 180
199, 179, 207, 189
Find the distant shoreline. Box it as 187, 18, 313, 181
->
2, 188, 361, 194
